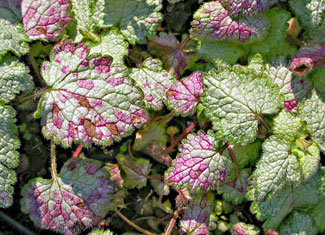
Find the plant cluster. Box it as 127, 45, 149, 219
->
0, 0, 324, 234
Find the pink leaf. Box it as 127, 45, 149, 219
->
22, 0, 71, 40
166, 71, 203, 116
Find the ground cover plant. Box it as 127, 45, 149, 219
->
0, 0, 324, 234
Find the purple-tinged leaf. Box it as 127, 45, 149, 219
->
166, 130, 231, 192
106, 164, 124, 189
232, 222, 259, 235
116, 154, 151, 189
290, 43, 325, 76
175, 188, 191, 208
148, 33, 198, 78
220, 0, 279, 16
21, 158, 115, 235
0, 0, 21, 23
166, 71, 203, 117
190, 1, 269, 43
34, 43, 149, 147
22, 0, 71, 41
129, 58, 176, 110
180, 192, 214, 235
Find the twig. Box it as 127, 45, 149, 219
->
166, 121, 196, 153
114, 209, 158, 235
72, 145, 83, 158
0, 211, 36, 235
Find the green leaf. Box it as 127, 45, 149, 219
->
249, 168, 324, 230
299, 89, 325, 152
279, 212, 318, 235
0, 0, 21, 24
116, 154, 151, 189
88, 230, 114, 235
272, 110, 304, 142
311, 200, 325, 232
101, 0, 163, 44
88, 28, 129, 64
232, 222, 259, 235
0, 104, 19, 208
0, 55, 34, 103
202, 64, 283, 144
0, 19, 29, 59
251, 135, 320, 201
129, 58, 176, 110
70, 0, 104, 42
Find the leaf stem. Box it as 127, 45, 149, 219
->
227, 144, 240, 178
145, 175, 164, 180
72, 145, 83, 158
0, 211, 36, 235
50, 139, 58, 179
257, 115, 271, 132
114, 209, 158, 235
27, 51, 45, 86
18, 88, 50, 104
179, 35, 191, 51
166, 121, 196, 153
165, 209, 185, 235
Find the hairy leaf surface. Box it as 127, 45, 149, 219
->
21, 158, 115, 235
166, 130, 231, 192
22, 0, 71, 40
102, 0, 163, 44
129, 58, 176, 110
0, 104, 19, 208
35, 43, 149, 147
166, 71, 203, 116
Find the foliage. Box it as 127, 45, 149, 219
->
0, 0, 324, 234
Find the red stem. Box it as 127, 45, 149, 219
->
165, 209, 185, 235
72, 145, 83, 158
166, 121, 196, 153
179, 35, 191, 50
227, 144, 240, 178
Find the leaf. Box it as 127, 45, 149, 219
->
190, 1, 269, 43
289, 0, 325, 38
251, 134, 320, 201
133, 121, 167, 151
0, 55, 34, 103
88, 28, 129, 64
218, 169, 250, 205
289, 43, 325, 76
22, 0, 71, 41
166, 71, 203, 117
249, 167, 324, 230
0, 104, 19, 208
117, 154, 151, 189
21, 158, 116, 235
148, 33, 199, 78
180, 192, 214, 235
0, 0, 21, 24
220, 0, 279, 16
34, 43, 149, 147
70, 0, 104, 42
88, 230, 114, 235
129, 58, 176, 110
311, 201, 325, 232
232, 222, 259, 235
0, 18, 29, 58
201, 64, 283, 144
299, 89, 325, 152
279, 212, 318, 235
166, 130, 231, 192
168, 0, 183, 3
272, 110, 304, 142
101, 0, 163, 44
